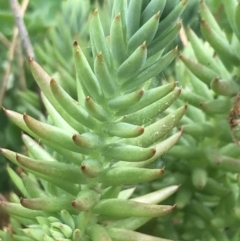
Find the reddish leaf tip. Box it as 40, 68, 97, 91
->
138, 126, 145, 134
20, 197, 24, 205
73, 40, 78, 46
71, 200, 77, 207
72, 134, 78, 141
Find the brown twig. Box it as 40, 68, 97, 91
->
0, 0, 29, 107
16, 38, 27, 90
9, 0, 34, 59
9, 0, 47, 114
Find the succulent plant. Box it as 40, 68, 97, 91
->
153, 0, 240, 240
0, 0, 187, 240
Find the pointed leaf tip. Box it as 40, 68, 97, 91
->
138, 126, 145, 134
71, 200, 77, 208
73, 40, 78, 46
49, 78, 55, 85
72, 134, 78, 141
116, 12, 121, 19
93, 9, 98, 15
81, 165, 86, 171
141, 41, 147, 49
85, 96, 91, 102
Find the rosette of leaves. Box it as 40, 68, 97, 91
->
34, 0, 188, 99
153, 0, 240, 240
0, 0, 188, 240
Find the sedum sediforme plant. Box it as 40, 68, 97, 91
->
0, 0, 188, 240
153, 0, 240, 240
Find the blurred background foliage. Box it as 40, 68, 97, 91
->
0, 0, 232, 195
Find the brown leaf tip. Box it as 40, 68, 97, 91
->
171, 204, 176, 211
73, 40, 78, 46
179, 54, 184, 59
141, 41, 147, 50
50, 78, 55, 85
23, 113, 28, 121
138, 126, 145, 134
72, 134, 78, 141
213, 77, 219, 83
20, 197, 24, 205
160, 168, 165, 174
152, 147, 157, 155
199, 102, 204, 107
81, 165, 86, 171
16, 154, 20, 162
71, 200, 77, 207
139, 89, 144, 95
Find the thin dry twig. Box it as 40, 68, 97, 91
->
9, 0, 34, 59
0, 32, 11, 48
0, 0, 29, 107
16, 38, 27, 90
